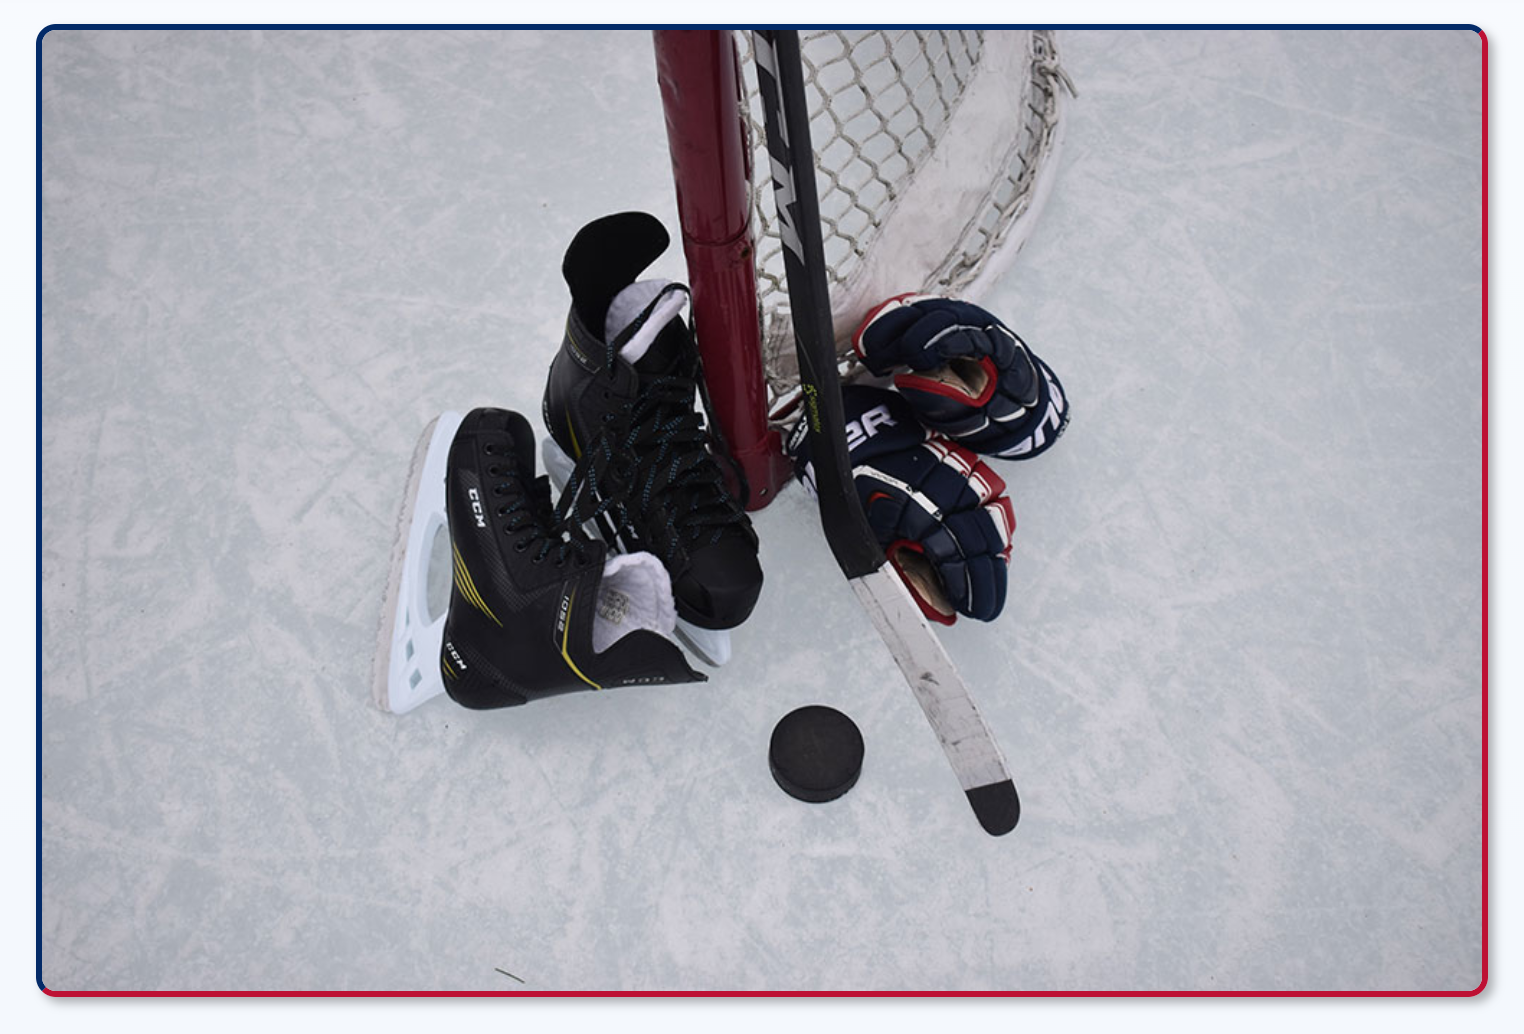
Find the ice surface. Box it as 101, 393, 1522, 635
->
38, 28, 1483, 992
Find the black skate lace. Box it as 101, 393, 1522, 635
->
490, 461, 593, 568
555, 357, 749, 568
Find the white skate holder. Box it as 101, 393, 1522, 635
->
374, 411, 463, 714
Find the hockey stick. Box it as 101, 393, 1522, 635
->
752, 30, 1020, 836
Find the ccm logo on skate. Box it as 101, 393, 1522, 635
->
844, 404, 897, 451
467, 487, 487, 529
444, 639, 467, 672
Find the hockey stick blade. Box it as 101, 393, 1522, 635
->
753, 30, 1017, 835
850, 567, 1018, 835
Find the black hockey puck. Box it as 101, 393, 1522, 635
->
769, 705, 864, 803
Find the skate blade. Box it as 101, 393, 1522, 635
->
541, 436, 577, 498
372, 411, 464, 714
541, 437, 614, 546
675, 620, 732, 667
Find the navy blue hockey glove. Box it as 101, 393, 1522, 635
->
788, 385, 1015, 624
852, 294, 1070, 460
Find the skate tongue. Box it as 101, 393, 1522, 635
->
606, 279, 690, 374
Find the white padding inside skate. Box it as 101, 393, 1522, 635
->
606, 279, 688, 366
593, 551, 677, 654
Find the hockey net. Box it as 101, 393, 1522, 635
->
654, 29, 1071, 507
736, 29, 1071, 409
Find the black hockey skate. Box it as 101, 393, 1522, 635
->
543, 212, 762, 665
440, 407, 704, 708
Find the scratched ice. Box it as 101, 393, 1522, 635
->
39, 28, 1483, 992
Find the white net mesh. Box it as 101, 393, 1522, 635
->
736, 29, 1072, 406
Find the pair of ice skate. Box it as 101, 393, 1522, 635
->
374, 213, 762, 714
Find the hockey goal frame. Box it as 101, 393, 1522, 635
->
653, 29, 1068, 511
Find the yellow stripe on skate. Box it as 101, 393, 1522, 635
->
452, 543, 502, 627
559, 588, 601, 690
565, 411, 581, 459
442, 657, 455, 678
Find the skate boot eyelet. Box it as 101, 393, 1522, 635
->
497, 506, 510, 516
513, 540, 528, 552
488, 465, 502, 477
482, 443, 495, 455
